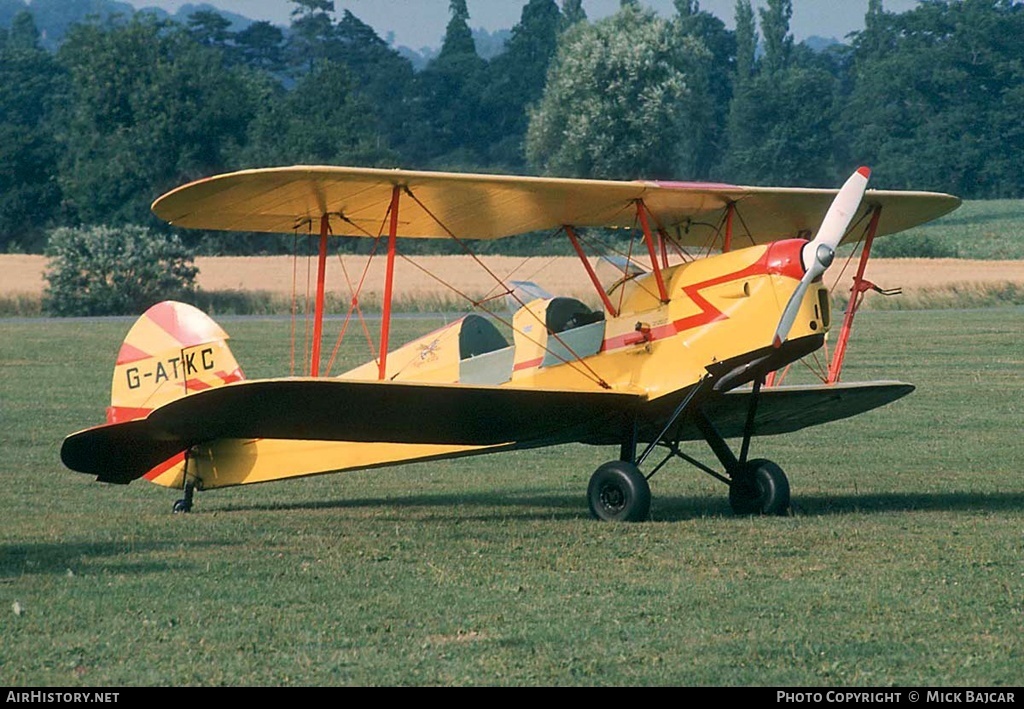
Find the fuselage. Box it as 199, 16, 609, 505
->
147, 239, 829, 490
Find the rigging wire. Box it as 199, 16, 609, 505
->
401, 187, 611, 389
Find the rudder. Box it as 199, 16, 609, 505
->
108, 301, 244, 424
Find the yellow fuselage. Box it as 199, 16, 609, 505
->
148, 240, 829, 490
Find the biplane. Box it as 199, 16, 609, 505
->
60, 165, 960, 521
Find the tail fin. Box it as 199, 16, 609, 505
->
107, 301, 244, 424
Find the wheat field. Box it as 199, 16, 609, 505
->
3, 254, 1023, 309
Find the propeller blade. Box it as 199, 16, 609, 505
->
775, 167, 870, 348
802, 166, 870, 271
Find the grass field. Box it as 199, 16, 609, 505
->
1, 308, 1022, 686
881, 199, 1024, 260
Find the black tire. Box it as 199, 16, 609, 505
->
728, 459, 790, 516
587, 461, 651, 522
172, 498, 192, 514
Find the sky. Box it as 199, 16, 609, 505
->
121, 0, 923, 51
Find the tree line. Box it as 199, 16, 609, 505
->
1, 0, 1022, 255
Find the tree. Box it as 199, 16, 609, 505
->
243, 60, 394, 168
725, 0, 837, 186
334, 10, 416, 158
759, 0, 793, 75
411, 0, 488, 167
672, 0, 735, 178
526, 3, 712, 179
187, 9, 232, 49
844, 0, 1024, 197
483, 0, 564, 168
0, 10, 66, 252
733, 0, 756, 85
562, 0, 586, 27
56, 17, 262, 226
235, 20, 286, 73
287, 0, 337, 75
43, 225, 198, 316
438, 0, 476, 60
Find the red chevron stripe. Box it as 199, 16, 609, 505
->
115, 343, 150, 366
143, 452, 185, 482
105, 405, 152, 424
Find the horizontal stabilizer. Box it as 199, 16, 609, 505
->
61, 420, 195, 485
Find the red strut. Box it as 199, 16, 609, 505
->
378, 186, 401, 380
310, 214, 330, 377
827, 206, 882, 384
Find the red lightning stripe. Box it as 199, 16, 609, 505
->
601, 247, 790, 352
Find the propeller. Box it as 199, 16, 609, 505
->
772, 166, 871, 348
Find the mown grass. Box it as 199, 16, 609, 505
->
1, 309, 1022, 686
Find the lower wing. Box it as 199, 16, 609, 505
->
61, 379, 912, 484
61, 378, 642, 483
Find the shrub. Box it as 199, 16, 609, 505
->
870, 232, 960, 259
43, 225, 198, 316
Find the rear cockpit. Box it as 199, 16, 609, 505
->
512, 297, 606, 374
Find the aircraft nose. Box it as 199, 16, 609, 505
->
765, 238, 809, 280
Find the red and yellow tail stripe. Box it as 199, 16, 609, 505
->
107, 301, 244, 424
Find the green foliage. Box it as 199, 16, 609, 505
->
844, 0, 1024, 196
5, 0, 1024, 257
672, 3, 734, 178
870, 232, 960, 259
408, 0, 490, 168
758, 0, 793, 75
56, 17, 261, 226
561, 0, 586, 26
439, 0, 476, 59
526, 4, 712, 179
725, 0, 838, 186
242, 60, 396, 167
482, 0, 564, 168
287, 0, 336, 74
332, 10, 416, 159
234, 20, 285, 73
0, 12, 66, 252
726, 66, 839, 185
43, 225, 198, 316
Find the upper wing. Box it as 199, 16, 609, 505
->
151, 166, 960, 247
61, 378, 643, 483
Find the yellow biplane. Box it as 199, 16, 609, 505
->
60, 166, 959, 520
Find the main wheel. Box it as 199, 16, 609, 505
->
587, 461, 651, 522
728, 459, 790, 516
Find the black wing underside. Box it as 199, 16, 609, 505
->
61, 379, 913, 484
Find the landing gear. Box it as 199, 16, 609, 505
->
587, 461, 651, 522
728, 459, 790, 516
173, 448, 199, 514
589, 373, 794, 521
172, 480, 195, 514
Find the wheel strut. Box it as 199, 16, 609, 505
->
172, 447, 199, 514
